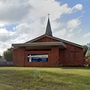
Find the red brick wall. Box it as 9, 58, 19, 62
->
13, 36, 84, 66
13, 47, 25, 66
33, 36, 84, 66
25, 50, 50, 67
61, 43, 84, 66
50, 46, 59, 66
33, 37, 59, 42
13, 48, 18, 66
24, 46, 59, 67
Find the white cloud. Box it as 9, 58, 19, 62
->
0, 23, 5, 27
0, 28, 14, 55
54, 18, 81, 41
0, 0, 83, 23
54, 29, 66, 36
0, 28, 14, 42
54, 28, 74, 41
67, 18, 81, 29
83, 33, 90, 38
0, 0, 83, 55
0, 0, 31, 23
73, 4, 83, 10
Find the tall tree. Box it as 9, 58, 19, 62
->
0, 55, 2, 59
82, 45, 88, 56
3, 49, 12, 62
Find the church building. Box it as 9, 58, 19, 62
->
12, 18, 84, 67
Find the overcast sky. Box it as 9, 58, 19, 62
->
0, 0, 90, 55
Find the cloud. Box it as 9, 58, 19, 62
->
83, 33, 90, 38
0, 28, 14, 42
0, 0, 83, 23
54, 18, 81, 41
73, 4, 83, 10
54, 29, 66, 36
0, 0, 83, 55
54, 28, 74, 40
67, 18, 81, 30
0, 23, 5, 27
0, 0, 31, 23
0, 28, 14, 55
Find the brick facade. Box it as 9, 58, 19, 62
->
12, 36, 84, 67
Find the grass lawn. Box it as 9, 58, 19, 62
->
0, 67, 90, 90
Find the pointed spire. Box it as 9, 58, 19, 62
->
45, 14, 52, 36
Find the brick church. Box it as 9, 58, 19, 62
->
12, 18, 84, 67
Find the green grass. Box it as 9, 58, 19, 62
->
0, 67, 90, 90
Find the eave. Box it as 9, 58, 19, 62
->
12, 42, 66, 49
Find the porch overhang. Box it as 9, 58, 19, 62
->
12, 42, 66, 49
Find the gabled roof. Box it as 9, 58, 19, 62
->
12, 16, 82, 49
25, 34, 83, 48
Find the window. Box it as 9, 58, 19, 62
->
28, 54, 48, 62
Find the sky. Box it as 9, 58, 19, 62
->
0, 0, 90, 55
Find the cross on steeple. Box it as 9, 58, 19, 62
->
48, 13, 50, 18
45, 14, 52, 36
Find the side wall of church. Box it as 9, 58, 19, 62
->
61, 43, 84, 66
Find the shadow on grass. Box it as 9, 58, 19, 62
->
60, 67, 90, 70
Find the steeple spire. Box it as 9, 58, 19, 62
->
45, 14, 52, 36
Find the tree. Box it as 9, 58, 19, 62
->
82, 45, 88, 56
3, 49, 12, 62
0, 55, 2, 59
86, 53, 90, 61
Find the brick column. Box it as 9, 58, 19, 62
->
13, 47, 25, 66
17, 47, 25, 66
50, 46, 59, 66
13, 49, 18, 66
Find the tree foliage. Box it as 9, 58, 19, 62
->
83, 45, 90, 61
0, 55, 2, 59
86, 53, 90, 61
82, 45, 88, 55
3, 49, 12, 62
